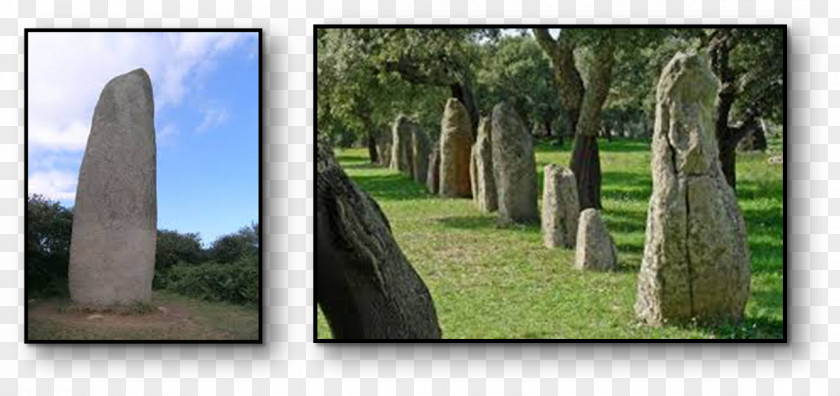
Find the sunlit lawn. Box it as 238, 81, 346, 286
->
317, 137, 784, 339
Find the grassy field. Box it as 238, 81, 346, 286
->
317, 138, 784, 340
28, 291, 259, 341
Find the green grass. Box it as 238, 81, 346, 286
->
318, 137, 784, 339
28, 291, 259, 341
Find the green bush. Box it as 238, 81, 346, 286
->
162, 255, 258, 305
26, 195, 73, 298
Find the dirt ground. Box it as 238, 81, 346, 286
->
27, 292, 259, 341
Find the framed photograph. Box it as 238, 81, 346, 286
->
314, 25, 786, 342
24, 28, 262, 343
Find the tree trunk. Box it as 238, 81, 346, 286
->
367, 131, 378, 164
316, 143, 442, 339
571, 134, 602, 210
718, 133, 738, 188
450, 79, 479, 138
544, 112, 559, 146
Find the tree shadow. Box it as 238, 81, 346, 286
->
350, 173, 430, 201
436, 215, 497, 230
532, 138, 651, 154
334, 153, 370, 163
436, 215, 542, 235
342, 162, 381, 171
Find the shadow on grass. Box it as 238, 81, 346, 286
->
436, 215, 542, 235
334, 153, 370, 164
698, 315, 784, 340
533, 138, 651, 154
351, 173, 430, 201
342, 162, 382, 171
436, 215, 497, 230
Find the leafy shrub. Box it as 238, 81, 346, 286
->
153, 230, 204, 289
163, 255, 258, 305
207, 223, 258, 264
26, 195, 73, 298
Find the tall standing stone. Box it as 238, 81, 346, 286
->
411, 126, 430, 184
471, 117, 497, 213
317, 142, 442, 339
439, 98, 473, 198
574, 209, 617, 271
542, 164, 579, 248
390, 115, 414, 177
491, 102, 538, 224
68, 69, 157, 305
427, 144, 440, 195
635, 53, 751, 326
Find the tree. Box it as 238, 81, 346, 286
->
26, 194, 73, 297
155, 230, 203, 271
316, 142, 442, 339
705, 28, 784, 188
476, 34, 563, 143
208, 223, 259, 264
534, 29, 616, 210
317, 29, 449, 155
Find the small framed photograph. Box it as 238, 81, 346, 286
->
25, 28, 262, 343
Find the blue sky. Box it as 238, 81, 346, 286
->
28, 32, 259, 246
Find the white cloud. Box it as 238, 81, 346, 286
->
27, 31, 253, 153
29, 170, 78, 201
195, 105, 230, 134
157, 122, 179, 146
27, 31, 255, 202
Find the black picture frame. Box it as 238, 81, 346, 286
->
23, 28, 263, 344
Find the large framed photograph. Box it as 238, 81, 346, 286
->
25, 29, 262, 343
314, 26, 785, 341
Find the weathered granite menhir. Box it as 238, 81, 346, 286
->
68, 68, 157, 305
635, 53, 750, 326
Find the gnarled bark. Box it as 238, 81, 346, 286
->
316, 142, 442, 339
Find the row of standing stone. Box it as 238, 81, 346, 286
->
369, 52, 750, 326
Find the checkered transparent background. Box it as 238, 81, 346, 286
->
0, 0, 834, 394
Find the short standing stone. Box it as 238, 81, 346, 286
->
542, 164, 579, 248
439, 98, 473, 198
471, 117, 497, 212
68, 68, 157, 305
411, 126, 431, 184
427, 144, 441, 194
491, 102, 538, 224
390, 115, 414, 177
635, 52, 751, 326
574, 209, 616, 271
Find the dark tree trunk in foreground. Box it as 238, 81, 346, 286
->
316, 142, 442, 339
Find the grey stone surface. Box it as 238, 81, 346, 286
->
68, 68, 157, 305
635, 53, 751, 326
439, 98, 473, 198
376, 129, 392, 167
574, 209, 616, 271
411, 126, 430, 184
491, 102, 538, 224
471, 117, 497, 213
390, 115, 414, 177
427, 144, 440, 195
542, 164, 579, 248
